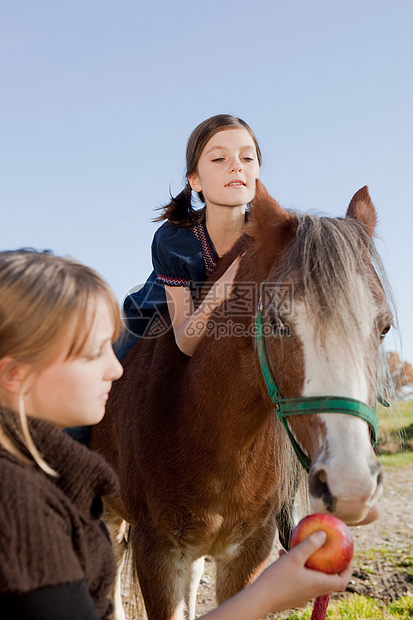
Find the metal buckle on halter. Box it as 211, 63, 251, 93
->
377, 393, 390, 408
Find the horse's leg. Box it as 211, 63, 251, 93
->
215, 519, 276, 604
184, 556, 205, 620
103, 510, 128, 620
131, 526, 190, 620
112, 559, 126, 620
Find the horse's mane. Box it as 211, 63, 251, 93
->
280, 214, 391, 334
274, 212, 396, 402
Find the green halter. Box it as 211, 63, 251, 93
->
254, 301, 388, 472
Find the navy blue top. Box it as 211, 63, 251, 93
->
123, 219, 219, 338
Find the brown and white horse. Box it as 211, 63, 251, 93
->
91, 180, 393, 620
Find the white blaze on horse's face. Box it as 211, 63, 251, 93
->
293, 274, 383, 525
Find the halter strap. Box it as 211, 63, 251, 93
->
254, 301, 386, 472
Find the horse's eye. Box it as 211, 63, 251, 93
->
380, 324, 391, 340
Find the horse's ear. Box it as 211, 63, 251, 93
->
346, 186, 377, 239
249, 180, 293, 229
248, 180, 296, 275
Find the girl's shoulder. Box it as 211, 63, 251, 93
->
0, 450, 82, 595
153, 220, 200, 244
0, 449, 65, 520
0, 446, 37, 485
152, 220, 206, 259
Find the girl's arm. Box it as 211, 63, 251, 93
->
165, 257, 240, 356
199, 532, 352, 620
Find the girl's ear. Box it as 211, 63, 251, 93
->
0, 358, 27, 395
187, 172, 202, 193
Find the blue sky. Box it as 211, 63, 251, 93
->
1, 0, 412, 362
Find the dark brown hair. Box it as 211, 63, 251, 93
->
156, 115, 262, 227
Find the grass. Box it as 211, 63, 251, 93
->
377, 399, 413, 455
273, 594, 413, 619
378, 400, 413, 432
354, 547, 413, 578
378, 451, 413, 467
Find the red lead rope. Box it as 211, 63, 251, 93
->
311, 594, 330, 620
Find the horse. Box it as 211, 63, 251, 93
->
90, 180, 393, 620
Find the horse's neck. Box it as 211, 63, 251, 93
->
187, 339, 273, 442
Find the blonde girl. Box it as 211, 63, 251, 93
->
0, 249, 123, 619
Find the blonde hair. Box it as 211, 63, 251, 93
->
0, 249, 121, 474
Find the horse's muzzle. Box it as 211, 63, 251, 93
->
308, 459, 384, 525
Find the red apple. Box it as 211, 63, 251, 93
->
290, 513, 353, 574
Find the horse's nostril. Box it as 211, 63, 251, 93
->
309, 468, 337, 513
377, 468, 384, 487
372, 461, 384, 488
309, 468, 327, 498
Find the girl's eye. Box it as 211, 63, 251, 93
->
243, 156, 254, 162
212, 157, 225, 163
86, 350, 102, 361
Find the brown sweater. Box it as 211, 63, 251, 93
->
0, 409, 118, 619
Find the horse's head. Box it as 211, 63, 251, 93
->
249, 180, 393, 525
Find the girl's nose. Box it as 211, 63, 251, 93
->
107, 349, 123, 381
229, 158, 242, 172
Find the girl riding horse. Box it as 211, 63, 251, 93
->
119, 113, 260, 358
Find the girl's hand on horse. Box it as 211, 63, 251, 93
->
165, 255, 242, 356
214, 255, 242, 301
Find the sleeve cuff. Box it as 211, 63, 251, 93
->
156, 275, 190, 287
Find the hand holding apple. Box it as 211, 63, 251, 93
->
290, 513, 353, 574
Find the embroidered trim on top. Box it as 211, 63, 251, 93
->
156, 274, 190, 287
190, 223, 217, 277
